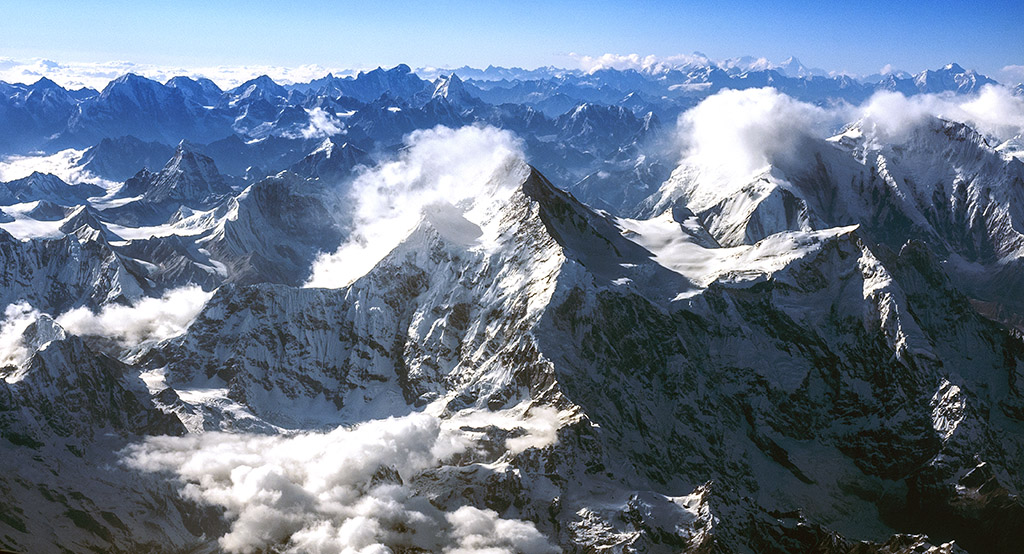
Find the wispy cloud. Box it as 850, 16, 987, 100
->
306, 124, 526, 288
674, 84, 1024, 182
0, 302, 43, 369
1001, 64, 1024, 85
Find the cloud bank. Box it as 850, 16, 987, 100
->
306, 125, 526, 288
123, 411, 558, 554
675, 87, 837, 182
856, 85, 1024, 143
569, 52, 712, 74
0, 148, 118, 188
674, 84, 1024, 183
56, 286, 213, 346
0, 57, 359, 91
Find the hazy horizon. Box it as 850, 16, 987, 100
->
2, 0, 1021, 89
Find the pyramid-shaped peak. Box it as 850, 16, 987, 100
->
105, 73, 155, 88
30, 77, 62, 90
176, 138, 200, 151
58, 205, 108, 236
313, 137, 336, 155
165, 141, 218, 173
432, 73, 473, 103
232, 75, 287, 97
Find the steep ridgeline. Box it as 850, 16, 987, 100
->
2, 62, 1006, 225
0, 143, 350, 316
0, 315, 216, 554
105, 141, 235, 225
0, 217, 145, 313
65, 163, 1015, 552
644, 116, 1024, 328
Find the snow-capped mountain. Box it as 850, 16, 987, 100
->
914, 63, 998, 94
60, 73, 232, 147
1, 172, 104, 205
107, 141, 235, 225
1, 59, 1023, 554
77, 135, 177, 181
165, 75, 223, 107
287, 137, 371, 182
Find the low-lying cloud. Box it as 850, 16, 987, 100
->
674, 84, 1024, 183
858, 85, 1024, 143
0, 302, 42, 369
56, 285, 213, 346
123, 411, 559, 553
0, 148, 117, 188
306, 124, 526, 288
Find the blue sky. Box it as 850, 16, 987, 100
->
1, 0, 1021, 78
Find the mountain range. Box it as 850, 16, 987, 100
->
0, 59, 1022, 553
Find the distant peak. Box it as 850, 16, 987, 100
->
943, 62, 966, 73
30, 76, 61, 89
112, 73, 147, 84
314, 137, 335, 154
176, 139, 199, 152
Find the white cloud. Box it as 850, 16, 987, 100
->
858, 85, 1024, 143
297, 107, 345, 140
956, 85, 1024, 140
445, 404, 564, 455
675, 87, 838, 182
0, 148, 118, 188
56, 285, 213, 346
0, 57, 360, 91
569, 52, 711, 74
0, 302, 42, 369
123, 411, 559, 554
305, 125, 526, 288
673, 85, 1024, 183
446, 506, 557, 554
1000, 64, 1024, 85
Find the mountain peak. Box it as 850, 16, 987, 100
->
252, 74, 278, 86
166, 141, 215, 172
432, 73, 471, 103
100, 73, 163, 97
30, 77, 62, 91
174, 138, 202, 154
312, 137, 335, 156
